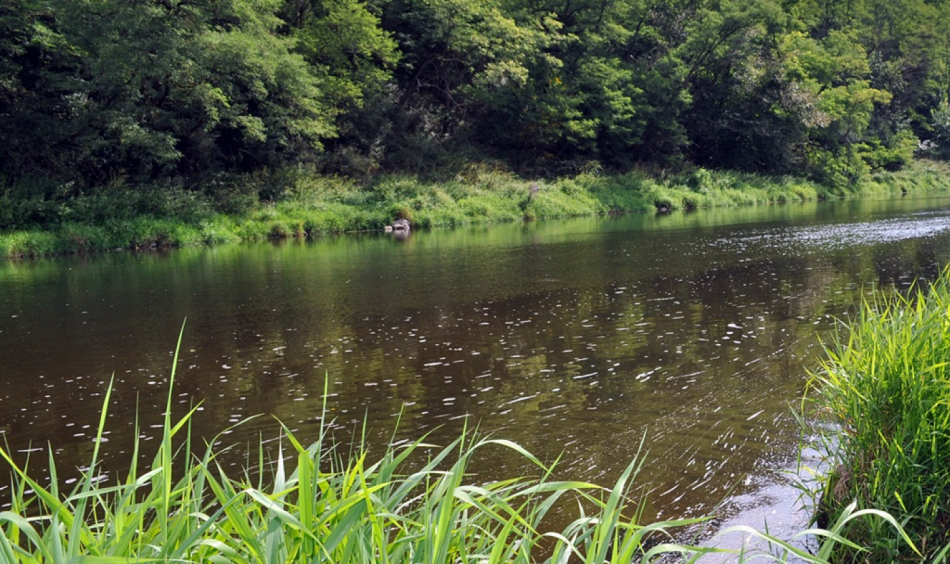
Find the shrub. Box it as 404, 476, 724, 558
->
807, 269, 950, 562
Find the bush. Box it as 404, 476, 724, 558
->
807, 268, 950, 562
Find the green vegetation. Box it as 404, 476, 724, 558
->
3, 0, 950, 239
4, 160, 950, 259
0, 327, 925, 562
0, 390, 698, 562
807, 268, 950, 562
0, 327, 718, 563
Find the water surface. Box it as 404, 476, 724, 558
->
3, 195, 950, 524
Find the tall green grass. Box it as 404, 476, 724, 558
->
806, 269, 950, 562
0, 326, 927, 563
0, 326, 715, 563
5, 160, 949, 259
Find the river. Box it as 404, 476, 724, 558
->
3, 195, 950, 532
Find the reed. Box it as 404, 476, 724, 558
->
0, 326, 925, 562
806, 268, 950, 562
0, 326, 716, 563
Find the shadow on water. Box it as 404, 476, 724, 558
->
3, 194, 950, 534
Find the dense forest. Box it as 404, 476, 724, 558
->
2, 0, 950, 200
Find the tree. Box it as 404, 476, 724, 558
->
1, 0, 341, 188
780, 29, 892, 182
282, 0, 399, 175
678, 0, 791, 171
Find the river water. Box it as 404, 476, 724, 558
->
3, 195, 950, 528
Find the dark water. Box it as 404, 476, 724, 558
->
3, 195, 950, 523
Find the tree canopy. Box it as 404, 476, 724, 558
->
2, 0, 949, 191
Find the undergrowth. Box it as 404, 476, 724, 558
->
3, 161, 949, 259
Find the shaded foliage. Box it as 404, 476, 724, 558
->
1, 0, 950, 211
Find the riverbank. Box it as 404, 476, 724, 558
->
3, 160, 950, 260
807, 267, 950, 562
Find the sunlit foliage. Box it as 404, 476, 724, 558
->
2, 0, 950, 207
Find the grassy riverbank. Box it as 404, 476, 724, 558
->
3, 160, 950, 260
808, 268, 950, 562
